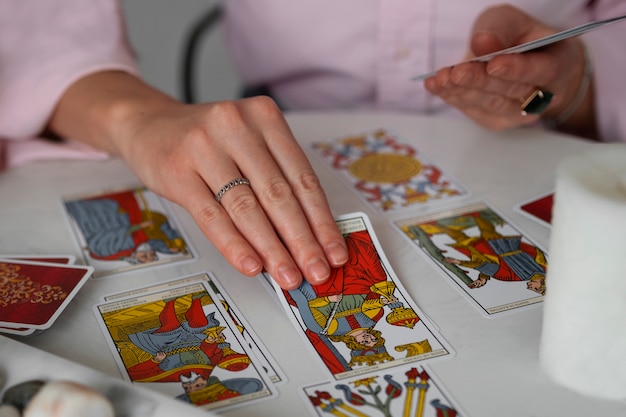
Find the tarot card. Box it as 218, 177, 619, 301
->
311, 128, 468, 213
102, 272, 286, 386
0, 259, 93, 330
301, 364, 465, 417
395, 202, 547, 317
0, 255, 75, 264
515, 192, 554, 228
62, 185, 194, 277
271, 212, 453, 381
93, 280, 277, 412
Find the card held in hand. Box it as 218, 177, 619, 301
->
271, 212, 453, 381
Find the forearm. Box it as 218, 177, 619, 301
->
47, 71, 177, 156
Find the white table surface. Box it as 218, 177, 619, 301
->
1, 112, 625, 417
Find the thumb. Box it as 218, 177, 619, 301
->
469, 4, 548, 57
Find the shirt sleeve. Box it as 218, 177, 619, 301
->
0, 0, 139, 140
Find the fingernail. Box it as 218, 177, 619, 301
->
277, 264, 302, 289
307, 257, 330, 284
326, 241, 349, 267
241, 256, 262, 276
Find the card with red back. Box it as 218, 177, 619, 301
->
0, 259, 93, 329
516, 192, 554, 228
1, 255, 75, 264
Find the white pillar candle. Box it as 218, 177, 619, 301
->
540, 144, 626, 400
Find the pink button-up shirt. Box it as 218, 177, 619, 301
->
1, 0, 624, 171
223, 0, 626, 142
0, 0, 137, 168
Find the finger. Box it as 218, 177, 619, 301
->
461, 105, 540, 131
244, 100, 348, 267
426, 66, 533, 117
426, 69, 541, 129
470, 4, 553, 55
486, 39, 582, 90
229, 98, 348, 284
432, 61, 536, 102
192, 138, 306, 290
441, 86, 523, 117
485, 43, 584, 121
486, 51, 559, 87
179, 173, 267, 278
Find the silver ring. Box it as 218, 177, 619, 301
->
215, 178, 251, 202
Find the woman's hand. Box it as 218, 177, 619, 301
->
49, 72, 349, 290
424, 4, 597, 140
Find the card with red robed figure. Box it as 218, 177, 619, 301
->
270, 212, 453, 381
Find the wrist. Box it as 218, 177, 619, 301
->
542, 43, 597, 139
49, 71, 176, 155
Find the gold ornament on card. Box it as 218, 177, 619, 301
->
370, 281, 419, 329
349, 153, 422, 184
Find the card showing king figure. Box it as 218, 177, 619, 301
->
271, 213, 453, 381
62, 185, 193, 277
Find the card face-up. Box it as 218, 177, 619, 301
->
94, 279, 277, 412
62, 185, 194, 277
271, 213, 453, 381
395, 202, 547, 317
312, 128, 468, 213
0, 259, 93, 329
300, 364, 464, 417
102, 272, 286, 386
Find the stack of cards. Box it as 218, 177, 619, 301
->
0, 256, 93, 336
93, 272, 285, 413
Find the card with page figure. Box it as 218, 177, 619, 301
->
301, 364, 465, 417
395, 202, 547, 317
93, 280, 277, 412
311, 128, 468, 213
102, 272, 286, 386
271, 212, 453, 381
62, 185, 194, 277
0, 259, 93, 331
